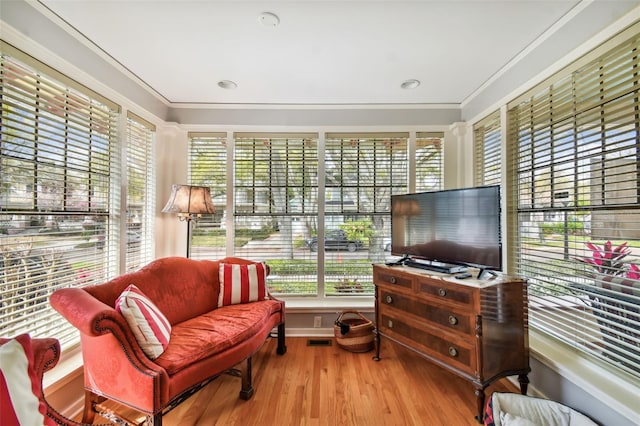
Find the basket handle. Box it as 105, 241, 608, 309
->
335, 310, 370, 336
336, 310, 369, 323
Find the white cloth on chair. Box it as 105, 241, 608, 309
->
491, 393, 598, 426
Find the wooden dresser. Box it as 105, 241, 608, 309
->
373, 264, 530, 422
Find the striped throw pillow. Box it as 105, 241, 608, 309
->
115, 284, 172, 359
218, 262, 268, 307
0, 334, 55, 426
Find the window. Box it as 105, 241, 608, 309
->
416, 132, 444, 192
187, 132, 444, 296
323, 133, 409, 295
188, 132, 228, 258
473, 111, 502, 186
126, 112, 155, 272
508, 22, 640, 379
233, 133, 319, 295
0, 43, 121, 347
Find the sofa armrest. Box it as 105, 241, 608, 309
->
49, 288, 161, 371
50, 288, 123, 337
30, 337, 60, 376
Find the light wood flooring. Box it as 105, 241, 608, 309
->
92, 336, 519, 426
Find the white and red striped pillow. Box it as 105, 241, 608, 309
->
0, 334, 55, 426
115, 284, 172, 359
218, 262, 268, 307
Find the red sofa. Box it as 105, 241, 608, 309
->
50, 256, 286, 425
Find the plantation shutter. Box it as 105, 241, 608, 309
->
473, 111, 501, 186
126, 112, 155, 272
508, 22, 640, 378
0, 42, 121, 347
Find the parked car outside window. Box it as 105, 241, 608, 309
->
305, 229, 364, 252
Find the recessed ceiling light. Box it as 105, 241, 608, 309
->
218, 80, 237, 90
401, 79, 420, 90
258, 12, 280, 27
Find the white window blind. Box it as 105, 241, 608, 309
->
126, 112, 155, 272
188, 132, 227, 259
416, 132, 445, 192
473, 111, 502, 186
0, 43, 121, 347
233, 133, 319, 296
324, 133, 410, 295
509, 22, 640, 379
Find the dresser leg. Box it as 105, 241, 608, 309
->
474, 388, 485, 423
518, 374, 529, 395
373, 332, 381, 361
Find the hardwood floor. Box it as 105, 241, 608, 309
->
93, 336, 519, 425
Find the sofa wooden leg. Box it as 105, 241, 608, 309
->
145, 414, 162, 426
83, 390, 108, 423
276, 323, 287, 355
239, 357, 254, 400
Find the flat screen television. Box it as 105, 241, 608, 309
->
391, 185, 502, 275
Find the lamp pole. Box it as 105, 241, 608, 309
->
183, 214, 200, 258
186, 217, 192, 258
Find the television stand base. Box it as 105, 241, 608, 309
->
385, 254, 412, 267
477, 268, 498, 280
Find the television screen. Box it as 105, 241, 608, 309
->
391, 185, 502, 271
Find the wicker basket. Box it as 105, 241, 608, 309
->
334, 310, 375, 353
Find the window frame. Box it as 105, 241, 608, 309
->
187, 131, 444, 298
0, 43, 123, 348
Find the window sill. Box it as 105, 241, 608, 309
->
529, 329, 640, 423
43, 342, 83, 393
280, 295, 375, 313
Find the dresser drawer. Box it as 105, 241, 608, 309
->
379, 313, 476, 375
373, 269, 413, 290
417, 279, 475, 307
378, 288, 474, 336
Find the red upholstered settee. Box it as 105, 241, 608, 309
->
50, 256, 286, 425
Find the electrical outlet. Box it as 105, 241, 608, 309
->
313, 316, 322, 328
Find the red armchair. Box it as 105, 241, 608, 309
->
0, 335, 111, 426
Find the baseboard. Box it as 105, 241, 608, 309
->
286, 327, 334, 337
504, 376, 545, 399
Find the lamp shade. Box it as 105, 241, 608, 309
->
161, 184, 215, 216
392, 199, 420, 216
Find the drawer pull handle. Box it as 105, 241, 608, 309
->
448, 315, 458, 325
385, 295, 393, 304
388, 320, 393, 328
438, 288, 447, 297
448, 346, 458, 357
390, 277, 397, 284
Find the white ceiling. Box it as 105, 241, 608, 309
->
34, 1, 631, 106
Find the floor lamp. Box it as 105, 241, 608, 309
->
161, 184, 215, 258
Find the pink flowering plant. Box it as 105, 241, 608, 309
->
575, 240, 638, 279
627, 263, 640, 280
